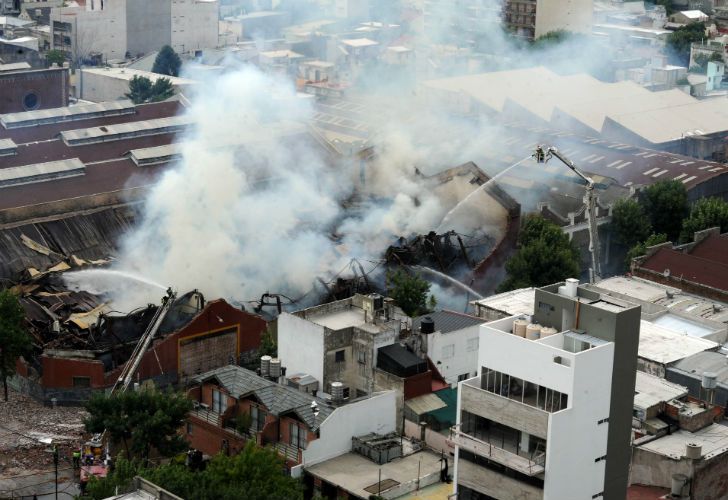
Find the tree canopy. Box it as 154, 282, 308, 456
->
680, 197, 728, 242
125, 75, 175, 104
497, 215, 581, 292
610, 198, 652, 248
152, 45, 182, 77
626, 233, 667, 267
667, 22, 706, 65
640, 180, 689, 242
46, 49, 66, 67
85, 442, 303, 500
84, 388, 192, 461
0, 290, 31, 401
387, 269, 432, 317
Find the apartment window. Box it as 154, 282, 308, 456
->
594, 455, 607, 463
186, 422, 193, 435
212, 389, 227, 413
335, 350, 345, 363
442, 344, 455, 359
538, 301, 554, 312
251, 406, 266, 432
289, 423, 307, 449
357, 350, 366, 364
458, 373, 470, 382
72, 376, 91, 388
597, 418, 609, 425
466, 337, 479, 352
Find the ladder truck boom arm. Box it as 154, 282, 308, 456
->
533, 145, 602, 283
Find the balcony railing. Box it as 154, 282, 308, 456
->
450, 427, 545, 476
273, 442, 301, 463
190, 407, 222, 426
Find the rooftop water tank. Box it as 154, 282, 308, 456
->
260, 355, 272, 378
269, 358, 281, 378
513, 319, 528, 338
526, 323, 542, 340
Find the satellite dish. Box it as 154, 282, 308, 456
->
663, 268, 671, 277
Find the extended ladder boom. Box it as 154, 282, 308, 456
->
534, 146, 602, 283
110, 288, 176, 395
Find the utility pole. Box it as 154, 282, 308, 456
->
53, 444, 59, 500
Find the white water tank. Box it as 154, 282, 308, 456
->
331, 381, 344, 402
671, 474, 688, 497
526, 323, 542, 340
702, 372, 718, 390
269, 358, 281, 378
260, 355, 272, 377
540, 326, 558, 338
685, 442, 702, 460
564, 278, 579, 298
513, 319, 528, 337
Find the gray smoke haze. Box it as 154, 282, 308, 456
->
67, 2, 624, 309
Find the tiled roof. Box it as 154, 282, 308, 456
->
192, 365, 334, 430
411, 310, 484, 334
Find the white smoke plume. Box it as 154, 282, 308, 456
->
66, 2, 624, 309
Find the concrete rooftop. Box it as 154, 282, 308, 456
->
638, 320, 718, 364
638, 423, 728, 461
306, 450, 443, 499
634, 371, 688, 411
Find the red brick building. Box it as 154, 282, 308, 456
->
15, 296, 267, 403
0, 66, 69, 113
186, 365, 331, 467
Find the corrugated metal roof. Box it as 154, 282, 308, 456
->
128, 144, 182, 166
0, 137, 16, 156
60, 116, 192, 145
411, 310, 484, 334
634, 371, 688, 411
1, 100, 136, 129
669, 351, 728, 385
690, 233, 728, 266
640, 247, 728, 293
0, 158, 85, 188
405, 392, 446, 415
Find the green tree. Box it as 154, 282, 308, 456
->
497, 215, 581, 292
85, 442, 303, 500
640, 180, 688, 242
680, 197, 728, 242
259, 328, 277, 357
152, 45, 182, 77
611, 198, 652, 248
667, 22, 706, 65
125, 75, 175, 104
0, 290, 31, 401
387, 269, 432, 317
626, 233, 668, 267
46, 49, 66, 67
84, 388, 192, 461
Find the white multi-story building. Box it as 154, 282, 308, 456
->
452, 279, 641, 500
50, 0, 218, 62
411, 311, 485, 387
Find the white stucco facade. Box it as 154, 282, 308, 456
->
278, 312, 326, 388
454, 315, 616, 500
425, 324, 481, 387
303, 390, 397, 466
171, 0, 219, 54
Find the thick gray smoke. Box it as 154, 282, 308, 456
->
68, 3, 622, 309
100, 67, 476, 309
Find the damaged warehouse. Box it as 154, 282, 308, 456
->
11, 276, 268, 404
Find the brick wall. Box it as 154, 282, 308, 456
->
0, 67, 68, 113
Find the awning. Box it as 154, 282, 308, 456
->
405, 392, 446, 416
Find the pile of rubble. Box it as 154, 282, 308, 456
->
0, 391, 88, 476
